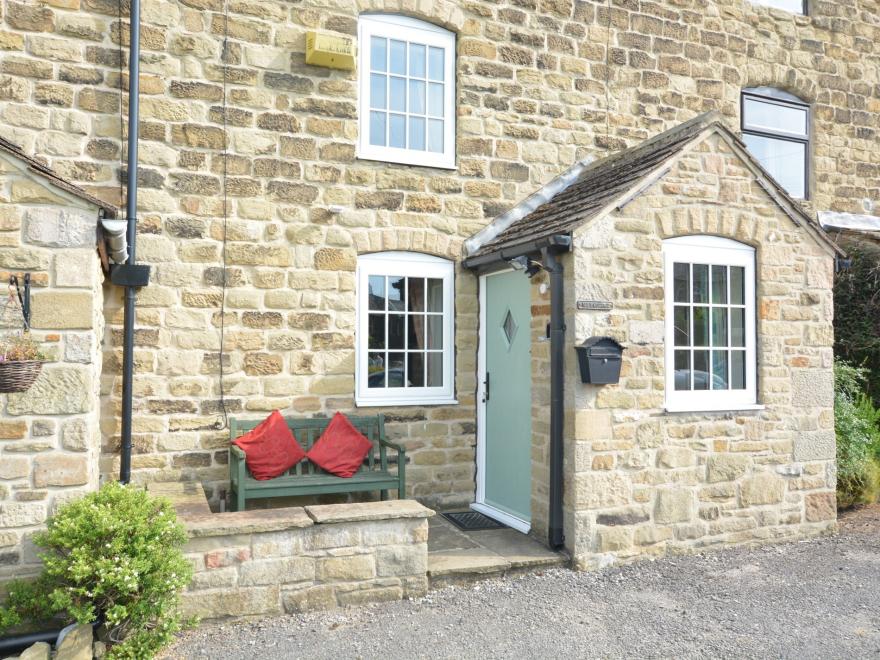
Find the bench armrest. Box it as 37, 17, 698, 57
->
377, 436, 404, 454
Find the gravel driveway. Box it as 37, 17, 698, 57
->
165, 507, 880, 659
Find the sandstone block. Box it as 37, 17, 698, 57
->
0, 456, 29, 480
0, 420, 27, 439
706, 454, 750, 483
575, 410, 611, 441
654, 489, 693, 524
181, 586, 281, 620
33, 454, 89, 487
376, 545, 426, 577
317, 554, 375, 581
30, 291, 94, 329
55, 623, 91, 660
7, 367, 92, 415
0, 502, 46, 527
597, 527, 633, 552
805, 491, 836, 522
282, 585, 338, 613
19, 641, 51, 660
238, 557, 315, 586
336, 586, 403, 607
658, 447, 694, 468
574, 472, 631, 509
791, 370, 833, 407
739, 473, 786, 506
793, 431, 835, 461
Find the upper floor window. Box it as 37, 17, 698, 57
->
356, 252, 456, 406
357, 14, 456, 169
663, 236, 758, 413
741, 88, 810, 199
750, 0, 806, 13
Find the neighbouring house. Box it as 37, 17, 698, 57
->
0, 0, 870, 603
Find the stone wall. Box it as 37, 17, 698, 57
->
180, 499, 432, 619
565, 133, 837, 569
0, 0, 874, 507
0, 151, 104, 583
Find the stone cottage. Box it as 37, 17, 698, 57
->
0, 0, 873, 582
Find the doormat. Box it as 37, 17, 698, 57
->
442, 511, 506, 531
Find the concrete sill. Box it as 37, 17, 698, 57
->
663, 404, 766, 414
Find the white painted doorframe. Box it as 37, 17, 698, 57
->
473, 269, 531, 534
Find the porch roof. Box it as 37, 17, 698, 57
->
464, 111, 843, 264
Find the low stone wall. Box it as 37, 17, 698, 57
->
179, 499, 432, 620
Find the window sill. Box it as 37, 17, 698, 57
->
356, 397, 459, 408
356, 152, 457, 171
663, 404, 766, 414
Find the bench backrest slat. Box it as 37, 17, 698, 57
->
230, 414, 386, 478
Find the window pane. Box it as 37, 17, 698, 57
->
744, 97, 807, 136
730, 266, 745, 305
752, 0, 804, 13
711, 265, 727, 304
674, 350, 690, 391
693, 306, 709, 346
731, 351, 746, 390
409, 43, 426, 77
370, 36, 387, 72
674, 306, 689, 347
388, 276, 405, 311
389, 40, 406, 74
712, 350, 729, 390
368, 314, 385, 349
711, 308, 728, 347
388, 314, 405, 349
428, 46, 444, 81
693, 350, 710, 390
409, 116, 425, 150
428, 83, 444, 117
427, 315, 442, 350
409, 278, 424, 311
387, 353, 406, 387
427, 352, 443, 387
389, 114, 406, 148
369, 111, 386, 147
389, 77, 406, 112
408, 315, 425, 350
428, 119, 444, 153
409, 79, 426, 114
427, 278, 443, 312
368, 275, 385, 310
368, 353, 385, 388
731, 308, 745, 347
673, 263, 689, 303
370, 73, 387, 110
692, 264, 709, 303
408, 353, 425, 387
743, 133, 806, 198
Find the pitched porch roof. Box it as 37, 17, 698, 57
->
464, 112, 843, 265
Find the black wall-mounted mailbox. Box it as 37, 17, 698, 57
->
575, 336, 624, 384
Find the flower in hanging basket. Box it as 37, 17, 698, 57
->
0, 333, 45, 393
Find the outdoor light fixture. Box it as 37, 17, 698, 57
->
508, 255, 545, 278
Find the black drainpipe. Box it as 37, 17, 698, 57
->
118, 0, 142, 484
542, 246, 565, 550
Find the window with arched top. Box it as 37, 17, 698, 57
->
356, 252, 456, 406
357, 14, 456, 169
741, 87, 810, 199
663, 236, 759, 412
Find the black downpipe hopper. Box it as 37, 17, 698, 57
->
119, 0, 143, 485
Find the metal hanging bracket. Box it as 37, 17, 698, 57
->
9, 273, 31, 331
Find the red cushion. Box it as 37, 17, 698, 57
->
306, 412, 373, 478
232, 411, 306, 481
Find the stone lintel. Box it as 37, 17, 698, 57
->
305, 500, 435, 524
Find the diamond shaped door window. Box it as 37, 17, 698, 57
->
501, 308, 518, 348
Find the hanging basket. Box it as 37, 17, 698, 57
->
0, 360, 42, 393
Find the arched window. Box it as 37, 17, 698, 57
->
663, 236, 758, 412
356, 252, 456, 406
357, 14, 456, 169
741, 87, 810, 199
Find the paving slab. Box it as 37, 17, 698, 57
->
466, 528, 563, 568
427, 547, 512, 577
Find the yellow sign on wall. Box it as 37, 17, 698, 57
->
305, 32, 355, 71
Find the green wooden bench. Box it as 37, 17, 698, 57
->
228, 413, 406, 512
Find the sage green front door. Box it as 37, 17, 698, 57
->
481, 269, 532, 526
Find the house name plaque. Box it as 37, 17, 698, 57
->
577, 300, 613, 311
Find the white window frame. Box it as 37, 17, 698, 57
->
663, 236, 761, 413
357, 14, 456, 170
356, 251, 456, 407
749, 0, 806, 14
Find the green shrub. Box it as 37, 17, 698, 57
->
0, 482, 193, 659
835, 359, 880, 508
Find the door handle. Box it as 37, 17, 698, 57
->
483, 372, 490, 402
